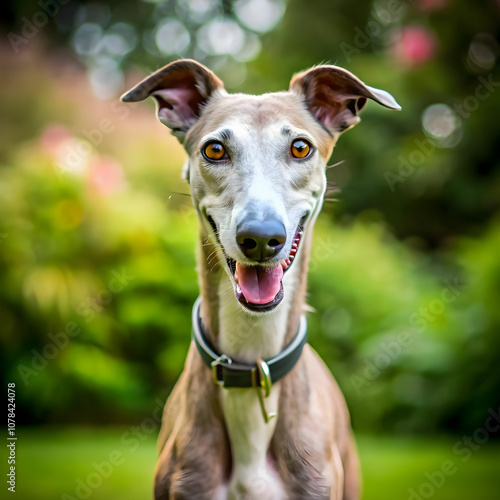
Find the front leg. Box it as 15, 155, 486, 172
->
272, 346, 359, 500
155, 425, 229, 500
154, 346, 230, 499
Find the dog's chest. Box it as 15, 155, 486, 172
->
219, 387, 286, 499
216, 289, 294, 498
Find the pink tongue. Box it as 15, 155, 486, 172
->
236, 262, 283, 305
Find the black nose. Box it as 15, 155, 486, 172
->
236, 219, 286, 261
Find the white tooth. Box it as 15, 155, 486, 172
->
236, 284, 242, 294
292, 243, 298, 249
234, 268, 239, 283
281, 261, 288, 270
289, 254, 294, 261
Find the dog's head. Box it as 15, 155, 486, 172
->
122, 60, 400, 314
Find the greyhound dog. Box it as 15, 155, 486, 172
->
121, 59, 400, 499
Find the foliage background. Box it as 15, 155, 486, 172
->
0, 0, 499, 498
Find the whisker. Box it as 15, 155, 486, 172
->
326, 181, 340, 194
168, 191, 191, 198
326, 160, 345, 170
206, 248, 220, 262
207, 253, 219, 267
209, 261, 222, 273
200, 232, 218, 246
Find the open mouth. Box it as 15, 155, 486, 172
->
207, 217, 304, 313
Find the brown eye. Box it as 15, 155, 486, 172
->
203, 142, 227, 161
291, 139, 311, 159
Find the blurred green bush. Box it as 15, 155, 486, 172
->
0, 0, 499, 437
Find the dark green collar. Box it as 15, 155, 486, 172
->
192, 296, 308, 389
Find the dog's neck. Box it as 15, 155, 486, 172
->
197, 226, 313, 363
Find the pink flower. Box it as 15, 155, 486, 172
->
39, 124, 73, 157
87, 156, 126, 195
391, 26, 438, 66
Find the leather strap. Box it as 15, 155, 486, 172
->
192, 296, 308, 388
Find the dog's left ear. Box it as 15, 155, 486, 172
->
120, 59, 225, 141
290, 65, 401, 134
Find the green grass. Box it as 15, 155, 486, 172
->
8, 428, 500, 499
360, 435, 500, 500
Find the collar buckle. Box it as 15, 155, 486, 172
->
211, 354, 232, 387
256, 358, 276, 423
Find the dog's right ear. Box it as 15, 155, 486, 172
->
120, 59, 225, 141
